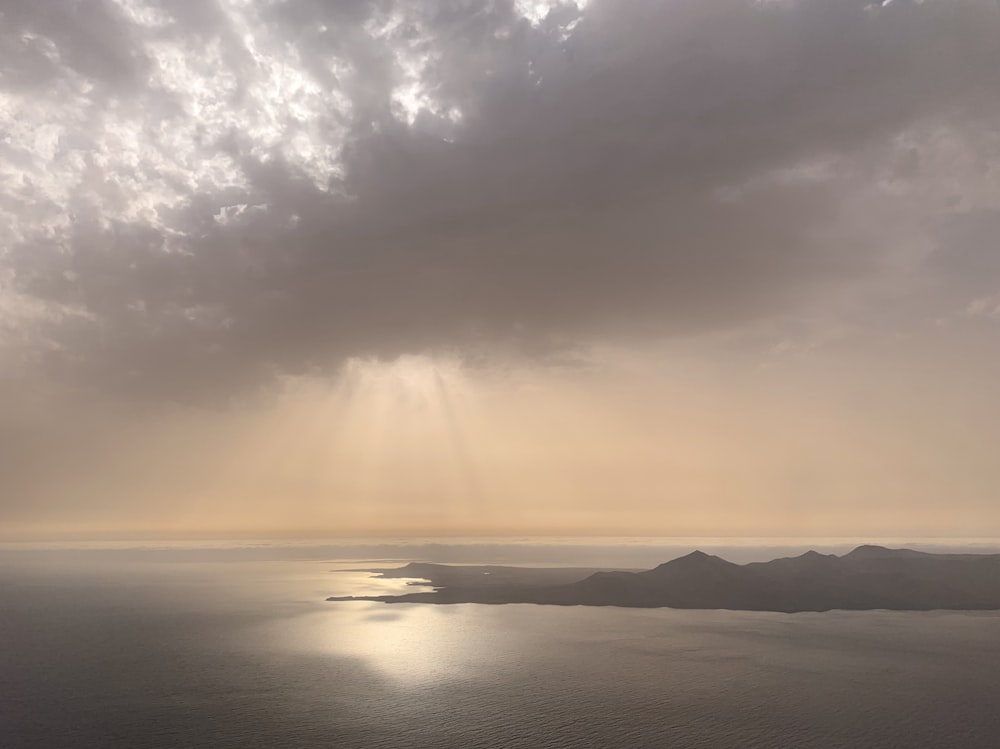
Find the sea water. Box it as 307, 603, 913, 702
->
2, 540, 999, 748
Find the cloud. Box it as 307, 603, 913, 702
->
2, 0, 1000, 400
964, 290, 1000, 319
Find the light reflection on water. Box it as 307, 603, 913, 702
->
325, 564, 432, 597
4, 552, 1000, 748
242, 563, 480, 685
274, 604, 483, 685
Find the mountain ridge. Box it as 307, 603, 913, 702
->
328, 546, 1000, 612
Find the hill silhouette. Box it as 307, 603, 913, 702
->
328, 546, 1000, 612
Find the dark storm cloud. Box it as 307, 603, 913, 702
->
2, 0, 1000, 399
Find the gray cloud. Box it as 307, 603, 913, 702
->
2, 0, 1000, 400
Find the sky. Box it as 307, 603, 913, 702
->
1, 0, 1000, 541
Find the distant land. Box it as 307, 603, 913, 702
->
328, 546, 1000, 612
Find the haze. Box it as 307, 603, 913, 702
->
2, 0, 1000, 540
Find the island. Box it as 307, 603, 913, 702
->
327, 546, 1000, 612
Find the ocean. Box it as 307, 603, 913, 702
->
2, 539, 999, 748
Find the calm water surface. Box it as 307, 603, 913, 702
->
2, 545, 999, 748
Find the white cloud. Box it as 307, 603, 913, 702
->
514, 0, 589, 27
0, 0, 354, 266
965, 292, 1000, 319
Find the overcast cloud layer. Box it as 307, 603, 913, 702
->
2, 0, 1000, 538
1, 0, 997, 399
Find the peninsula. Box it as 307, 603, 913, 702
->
328, 546, 1000, 612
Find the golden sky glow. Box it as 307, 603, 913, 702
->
2, 0, 1000, 540
4, 337, 998, 540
